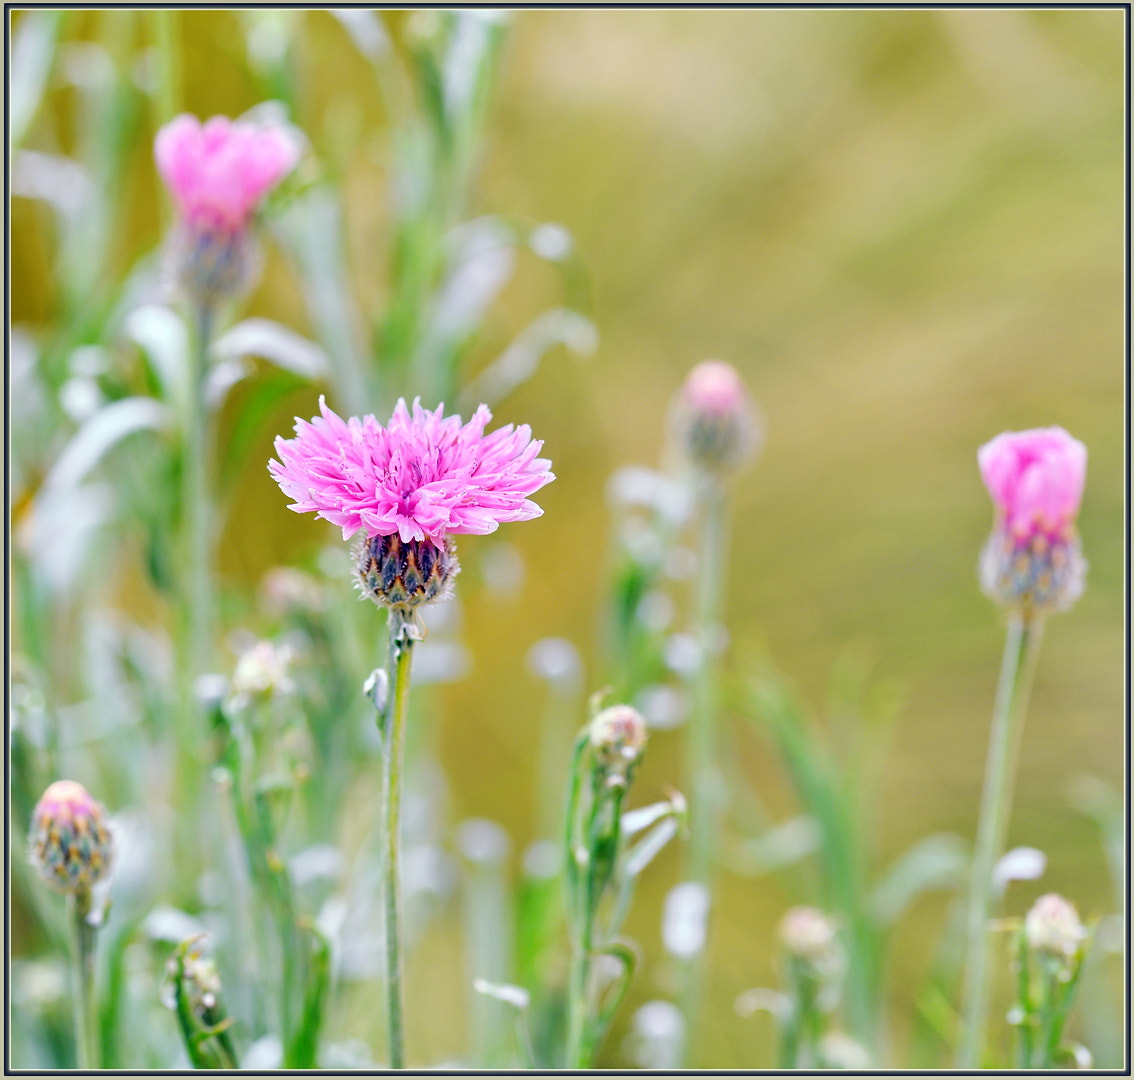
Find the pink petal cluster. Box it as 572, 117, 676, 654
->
155, 114, 301, 232
270, 397, 554, 546
681, 360, 751, 417
978, 427, 1087, 541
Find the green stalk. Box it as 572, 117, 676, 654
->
184, 303, 215, 684
382, 609, 415, 1070
70, 891, 99, 1070
565, 903, 594, 1068
957, 614, 1045, 1068
680, 476, 727, 1061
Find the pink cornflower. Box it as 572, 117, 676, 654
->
270, 397, 553, 611
154, 113, 301, 304
155, 114, 300, 233
978, 427, 1087, 615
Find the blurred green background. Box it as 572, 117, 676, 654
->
11, 8, 1124, 1069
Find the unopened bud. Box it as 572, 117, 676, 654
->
670, 360, 762, 476
589, 704, 648, 775
779, 906, 840, 971
1024, 893, 1086, 965
28, 780, 113, 897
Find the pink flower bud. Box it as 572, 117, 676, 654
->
28, 780, 113, 896
154, 113, 301, 305
155, 114, 300, 233
978, 427, 1087, 615
670, 360, 762, 475
978, 427, 1086, 543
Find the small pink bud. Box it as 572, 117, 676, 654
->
978, 427, 1087, 615
28, 780, 113, 896
671, 360, 762, 475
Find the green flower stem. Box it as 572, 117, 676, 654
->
382, 610, 416, 1070
70, 890, 99, 1070
957, 614, 1045, 1068
184, 303, 215, 684
681, 475, 728, 1062
565, 904, 595, 1068
689, 477, 727, 885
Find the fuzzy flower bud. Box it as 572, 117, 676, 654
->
155, 113, 301, 306
589, 704, 648, 778
231, 638, 295, 700
779, 906, 840, 972
978, 427, 1087, 616
1024, 893, 1086, 965
28, 780, 113, 896
670, 360, 762, 476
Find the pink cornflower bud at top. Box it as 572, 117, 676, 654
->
589, 703, 648, 778
28, 780, 113, 897
978, 427, 1087, 616
270, 396, 554, 613
1024, 893, 1086, 966
155, 113, 301, 305
670, 360, 762, 476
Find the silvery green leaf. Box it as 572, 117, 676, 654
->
472, 978, 529, 1012
993, 845, 1047, 897
211, 317, 329, 380
42, 396, 172, 495
871, 832, 968, 925
125, 305, 189, 415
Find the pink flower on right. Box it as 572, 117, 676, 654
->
978, 426, 1087, 615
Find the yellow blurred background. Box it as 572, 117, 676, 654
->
11, 8, 1124, 1068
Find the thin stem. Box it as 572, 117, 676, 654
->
688, 478, 725, 884
383, 610, 415, 1070
957, 614, 1045, 1068
184, 303, 215, 683
680, 476, 728, 1063
70, 891, 99, 1070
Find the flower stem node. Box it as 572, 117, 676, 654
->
28, 780, 113, 897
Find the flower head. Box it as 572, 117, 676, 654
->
589, 703, 648, 780
779, 905, 840, 968
978, 427, 1087, 544
28, 780, 113, 896
670, 360, 762, 476
155, 114, 301, 233
270, 396, 554, 548
978, 427, 1087, 615
1024, 893, 1086, 964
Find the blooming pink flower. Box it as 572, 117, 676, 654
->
978, 427, 1087, 542
155, 114, 300, 233
270, 396, 554, 547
